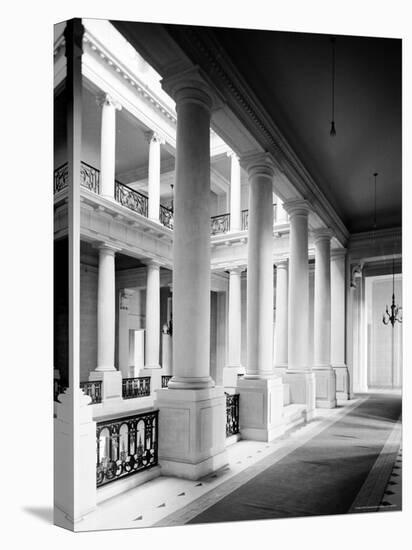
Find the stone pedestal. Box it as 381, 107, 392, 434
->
312, 367, 336, 408
284, 370, 316, 420
155, 387, 227, 479
89, 369, 122, 401
54, 388, 96, 525
237, 377, 285, 441
334, 364, 351, 400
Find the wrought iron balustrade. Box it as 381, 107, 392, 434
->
122, 377, 151, 399
161, 375, 173, 388
114, 181, 148, 217
54, 163, 68, 193
96, 410, 158, 487
80, 380, 103, 404
210, 213, 230, 235
80, 161, 100, 194
241, 209, 249, 231
225, 392, 240, 437
159, 204, 174, 229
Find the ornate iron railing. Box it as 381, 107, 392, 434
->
54, 163, 68, 193
241, 209, 249, 231
225, 392, 240, 437
80, 161, 100, 194
114, 181, 148, 217
96, 410, 158, 487
210, 213, 230, 235
122, 377, 151, 399
161, 375, 173, 388
54, 161, 101, 194
159, 204, 174, 229
80, 380, 103, 404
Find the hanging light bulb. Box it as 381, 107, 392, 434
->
330, 36, 337, 137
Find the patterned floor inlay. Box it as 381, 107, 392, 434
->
378, 444, 402, 512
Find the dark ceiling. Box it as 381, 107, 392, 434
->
208, 28, 401, 233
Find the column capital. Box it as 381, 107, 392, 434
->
240, 152, 276, 180
146, 258, 161, 268
282, 198, 311, 218
96, 93, 122, 111
162, 67, 214, 112
227, 150, 240, 162
275, 257, 289, 269
312, 227, 334, 243
144, 130, 166, 145
96, 242, 121, 254
331, 247, 347, 260
228, 265, 245, 275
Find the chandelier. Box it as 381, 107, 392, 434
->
382, 258, 402, 326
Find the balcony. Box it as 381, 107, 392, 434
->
54, 162, 283, 236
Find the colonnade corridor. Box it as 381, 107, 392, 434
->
75, 390, 401, 531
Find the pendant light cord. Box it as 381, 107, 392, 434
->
330, 37, 336, 136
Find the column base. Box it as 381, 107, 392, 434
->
284, 370, 316, 419
313, 366, 337, 408
332, 364, 350, 400
223, 364, 245, 388
89, 369, 122, 402
154, 387, 227, 480
236, 377, 285, 441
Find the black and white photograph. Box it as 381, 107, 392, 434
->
2, 1, 409, 547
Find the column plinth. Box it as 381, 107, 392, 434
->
282, 199, 315, 417
313, 229, 336, 408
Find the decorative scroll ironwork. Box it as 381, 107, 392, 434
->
210, 213, 230, 235
80, 381, 103, 404
54, 163, 68, 193
115, 181, 148, 217
225, 392, 240, 437
161, 375, 173, 388
159, 204, 174, 229
122, 377, 151, 399
80, 161, 100, 194
241, 209, 248, 231
96, 410, 158, 487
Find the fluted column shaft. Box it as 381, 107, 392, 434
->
245, 155, 275, 378
229, 152, 241, 231
99, 95, 121, 199
96, 245, 117, 370
147, 134, 162, 221
145, 262, 160, 368
169, 82, 214, 389
313, 229, 333, 366
227, 268, 243, 367
285, 200, 311, 370
274, 258, 288, 368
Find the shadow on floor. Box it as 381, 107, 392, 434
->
23, 506, 53, 524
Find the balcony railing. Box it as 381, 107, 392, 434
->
161, 375, 173, 388
53, 161, 100, 194
159, 204, 174, 230
225, 392, 240, 437
115, 181, 148, 217
122, 377, 151, 399
80, 380, 103, 404
210, 213, 230, 235
54, 379, 102, 404
96, 410, 158, 487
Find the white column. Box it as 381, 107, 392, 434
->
283, 199, 315, 417
155, 71, 227, 480
223, 267, 244, 387
237, 153, 284, 442
228, 152, 241, 232
89, 243, 122, 401
274, 258, 288, 371
145, 261, 161, 369
331, 248, 350, 399
313, 228, 336, 408
276, 197, 288, 223
98, 94, 121, 199
147, 133, 164, 221
118, 289, 134, 378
